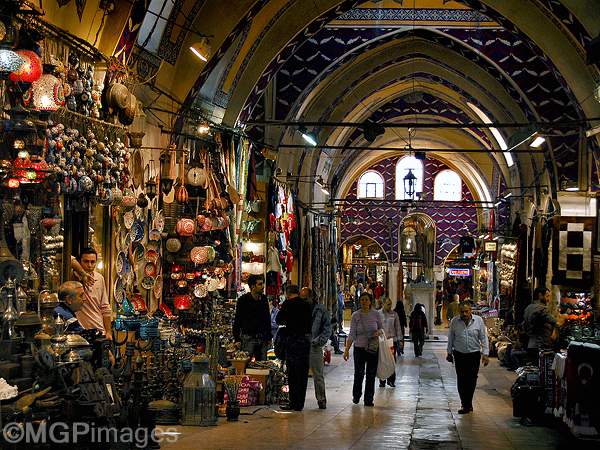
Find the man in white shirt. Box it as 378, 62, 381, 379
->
446, 301, 489, 414
71, 248, 112, 340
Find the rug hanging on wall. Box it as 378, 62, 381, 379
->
552, 217, 596, 289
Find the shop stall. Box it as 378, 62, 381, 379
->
0, 10, 300, 446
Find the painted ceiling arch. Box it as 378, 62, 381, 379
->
110, 0, 600, 203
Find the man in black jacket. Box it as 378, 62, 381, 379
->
276, 284, 312, 411
233, 275, 271, 360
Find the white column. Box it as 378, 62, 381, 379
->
389, 263, 400, 310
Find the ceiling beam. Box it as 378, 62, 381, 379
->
243, 119, 600, 129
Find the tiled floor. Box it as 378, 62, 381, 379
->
157, 327, 599, 450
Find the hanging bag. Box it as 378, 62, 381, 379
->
360, 313, 379, 354
376, 330, 396, 380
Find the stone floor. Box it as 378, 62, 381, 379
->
156, 326, 599, 450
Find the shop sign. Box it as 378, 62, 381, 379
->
448, 268, 471, 277
484, 241, 497, 252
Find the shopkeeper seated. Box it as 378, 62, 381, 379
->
53, 281, 86, 334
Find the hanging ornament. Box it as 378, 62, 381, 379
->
31, 73, 65, 112
9, 49, 42, 83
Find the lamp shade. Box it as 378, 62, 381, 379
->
9, 49, 42, 83
190, 38, 212, 62
32, 74, 65, 111
0, 47, 25, 75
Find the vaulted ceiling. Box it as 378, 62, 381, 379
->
43, 0, 600, 208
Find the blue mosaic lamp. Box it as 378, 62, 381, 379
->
0, 19, 25, 77
0, 45, 25, 76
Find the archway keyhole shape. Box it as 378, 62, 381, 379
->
340, 234, 389, 264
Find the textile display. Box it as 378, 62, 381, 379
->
565, 341, 600, 437
552, 217, 595, 289
302, 215, 312, 288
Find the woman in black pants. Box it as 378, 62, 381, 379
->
343, 293, 383, 406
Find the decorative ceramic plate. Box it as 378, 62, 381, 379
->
149, 228, 161, 241
144, 261, 156, 276
155, 210, 164, 233
131, 220, 144, 242
132, 242, 145, 260
141, 275, 155, 289
123, 210, 134, 229
114, 277, 124, 303
124, 232, 131, 252
116, 251, 126, 276
153, 274, 163, 298
145, 249, 158, 263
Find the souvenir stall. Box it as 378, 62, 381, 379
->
0, 10, 283, 442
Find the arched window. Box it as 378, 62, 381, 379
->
357, 171, 384, 198
434, 170, 462, 201
396, 156, 423, 200
137, 0, 175, 53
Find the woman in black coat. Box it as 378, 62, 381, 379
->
409, 303, 428, 357
393, 300, 408, 355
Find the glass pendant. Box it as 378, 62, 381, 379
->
0, 47, 25, 75
32, 73, 65, 112
9, 49, 42, 83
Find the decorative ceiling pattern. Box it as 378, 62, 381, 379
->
340, 155, 483, 265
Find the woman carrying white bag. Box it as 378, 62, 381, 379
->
378, 298, 400, 386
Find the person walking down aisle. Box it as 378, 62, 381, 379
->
435, 286, 444, 325
276, 284, 312, 411
301, 287, 332, 409
378, 298, 400, 387
232, 275, 272, 360
336, 285, 345, 334
343, 293, 383, 407
446, 294, 460, 326
523, 286, 568, 366
409, 303, 428, 357
446, 301, 489, 414
394, 299, 407, 355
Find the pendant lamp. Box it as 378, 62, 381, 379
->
9, 49, 42, 83
31, 65, 65, 113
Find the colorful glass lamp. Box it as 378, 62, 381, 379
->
9, 49, 42, 83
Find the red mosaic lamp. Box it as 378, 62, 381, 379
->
9, 49, 42, 83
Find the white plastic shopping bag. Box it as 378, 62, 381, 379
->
377, 330, 396, 380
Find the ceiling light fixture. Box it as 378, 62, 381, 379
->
530, 136, 546, 148
315, 176, 330, 195
190, 37, 212, 62
297, 126, 317, 146
363, 124, 385, 143
403, 169, 417, 199
507, 126, 538, 151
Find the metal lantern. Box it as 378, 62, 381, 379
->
403, 169, 417, 199
181, 355, 217, 426
7, 105, 36, 160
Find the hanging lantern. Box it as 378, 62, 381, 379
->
0, 46, 25, 76
146, 176, 157, 201
9, 49, 42, 83
7, 105, 36, 160
0, 18, 25, 77
32, 72, 65, 113
403, 169, 417, 199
